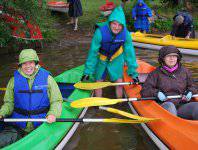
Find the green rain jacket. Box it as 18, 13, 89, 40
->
84, 6, 138, 81
0, 65, 63, 132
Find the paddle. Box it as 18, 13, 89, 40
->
1, 79, 197, 91
74, 79, 198, 90
0, 118, 153, 124
74, 82, 143, 90
99, 106, 159, 121
71, 94, 198, 108
0, 88, 6, 91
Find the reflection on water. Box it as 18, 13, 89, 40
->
0, 45, 197, 150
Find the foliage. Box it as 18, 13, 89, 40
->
0, 0, 57, 48
0, 22, 11, 47
151, 19, 172, 32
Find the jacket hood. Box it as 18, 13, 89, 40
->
137, 0, 146, 6
108, 6, 126, 27
158, 45, 182, 65
19, 49, 39, 65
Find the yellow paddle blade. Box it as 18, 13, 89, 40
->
100, 107, 159, 121
70, 97, 122, 108
74, 82, 114, 90
0, 88, 6, 91
103, 118, 154, 124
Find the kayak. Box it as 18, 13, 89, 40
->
123, 60, 198, 149
47, 1, 68, 13
99, 1, 116, 17
3, 65, 92, 149
131, 32, 198, 56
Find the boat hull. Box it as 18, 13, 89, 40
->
47, 1, 68, 13
131, 32, 198, 56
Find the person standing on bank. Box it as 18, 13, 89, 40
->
66, 0, 83, 31
132, 0, 152, 33
170, 11, 195, 39
81, 6, 139, 98
141, 45, 198, 120
0, 49, 62, 147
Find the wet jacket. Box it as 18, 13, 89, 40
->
12, 69, 50, 129
84, 6, 138, 81
141, 65, 197, 98
99, 24, 126, 60
132, 0, 152, 32
171, 11, 194, 38
0, 66, 63, 132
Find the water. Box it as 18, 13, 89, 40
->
0, 45, 197, 149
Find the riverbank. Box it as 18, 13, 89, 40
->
36, 0, 198, 49
1, 0, 197, 53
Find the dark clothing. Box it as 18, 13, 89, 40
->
141, 45, 198, 120
67, 0, 83, 17
170, 12, 195, 38
0, 124, 27, 148
178, 102, 198, 120
141, 65, 197, 98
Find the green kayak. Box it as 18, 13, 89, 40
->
3, 65, 92, 150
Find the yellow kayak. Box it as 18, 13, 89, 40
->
131, 32, 198, 56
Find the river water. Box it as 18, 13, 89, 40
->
0, 45, 197, 150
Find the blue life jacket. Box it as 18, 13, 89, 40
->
136, 6, 148, 17
12, 68, 50, 129
99, 25, 126, 60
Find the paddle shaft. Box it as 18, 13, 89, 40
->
0, 118, 117, 123
120, 94, 198, 102
112, 82, 143, 86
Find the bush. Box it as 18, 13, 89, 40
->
0, 0, 58, 47
151, 19, 172, 32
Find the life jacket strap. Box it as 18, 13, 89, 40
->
99, 46, 123, 61
18, 90, 43, 93
14, 106, 50, 116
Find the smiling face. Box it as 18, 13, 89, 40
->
21, 61, 36, 75
110, 21, 123, 34
164, 54, 178, 68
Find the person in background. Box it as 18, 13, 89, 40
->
81, 6, 139, 98
170, 11, 195, 39
0, 49, 63, 147
66, 0, 83, 31
132, 0, 152, 33
121, 0, 129, 8
141, 45, 198, 120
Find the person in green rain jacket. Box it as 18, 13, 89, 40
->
0, 49, 62, 148
81, 6, 138, 98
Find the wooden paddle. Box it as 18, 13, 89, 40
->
0, 118, 154, 124
74, 81, 143, 90
71, 94, 198, 108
